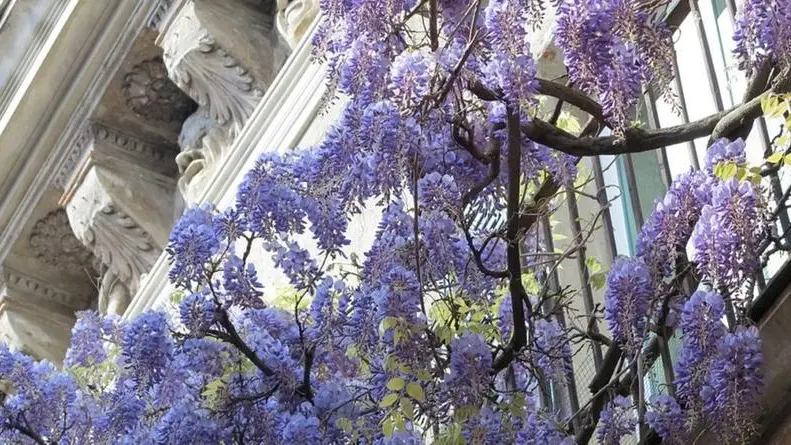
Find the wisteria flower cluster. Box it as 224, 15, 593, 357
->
0, 0, 778, 444
604, 138, 768, 442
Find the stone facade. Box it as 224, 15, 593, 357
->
0, 0, 318, 363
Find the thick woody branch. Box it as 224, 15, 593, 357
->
505, 108, 529, 352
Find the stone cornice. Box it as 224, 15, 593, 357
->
56, 121, 177, 192
0, 266, 90, 310
0, 0, 158, 262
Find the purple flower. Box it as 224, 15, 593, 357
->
462, 406, 504, 445
637, 169, 710, 282
179, 290, 216, 335
65, 311, 107, 367
517, 409, 575, 445
604, 257, 654, 354
701, 325, 764, 442
674, 290, 726, 409
444, 333, 492, 407
389, 51, 434, 111
691, 178, 768, 289
533, 318, 572, 383
646, 395, 688, 445
598, 395, 636, 444
222, 254, 265, 308
121, 311, 173, 388
704, 137, 747, 174
734, 0, 791, 75
167, 205, 220, 289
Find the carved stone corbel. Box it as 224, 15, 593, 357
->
59, 122, 178, 315
158, 0, 288, 201
0, 267, 90, 364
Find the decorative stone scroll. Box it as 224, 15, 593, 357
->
60, 122, 178, 315
158, 0, 288, 202
160, 1, 263, 136
276, 0, 319, 49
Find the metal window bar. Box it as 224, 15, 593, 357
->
565, 187, 605, 370
688, 0, 726, 113
621, 153, 645, 228
538, 216, 582, 420
668, 45, 701, 170
645, 89, 673, 189
591, 156, 619, 263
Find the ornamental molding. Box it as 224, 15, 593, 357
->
80, 204, 160, 294
122, 57, 196, 123
0, 266, 91, 310
54, 121, 178, 189
160, 1, 263, 136
28, 209, 95, 276
146, 0, 176, 30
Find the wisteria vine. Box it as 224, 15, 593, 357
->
0, 0, 784, 444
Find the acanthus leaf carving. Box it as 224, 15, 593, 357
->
276, 0, 319, 49
79, 204, 160, 292
161, 2, 262, 136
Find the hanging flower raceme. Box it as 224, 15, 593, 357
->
482, 0, 538, 116
734, 0, 791, 75
179, 290, 216, 336
691, 178, 768, 290
637, 169, 710, 287
554, 0, 673, 131
598, 395, 637, 444
604, 257, 654, 355
444, 333, 492, 408
65, 311, 109, 367
701, 326, 764, 443
166, 204, 221, 289
673, 290, 726, 411
121, 311, 173, 388
646, 394, 688, 445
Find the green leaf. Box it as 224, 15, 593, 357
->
336, 417, 353, 433
586, 257, 603, 274
382, 416, 395, 437
400, 398, 415, 420
784, 154, 791, 165
722, 162, 738, 179
590, 273, 607, 291
382, 317, 398, 331
386, 377, 405, 392
379, 393, 399, 408
406, 382, 425, 401
393, 413, 406, 432
767, 151, 784, 164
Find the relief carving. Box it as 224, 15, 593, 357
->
158, 0, 291, 202
28, 209, 95, 276
0, 267, 92, 310
160, 2, 262, 136
276, 0, 319, 49
60, 122, 178, 315
122, 57, 196, 123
